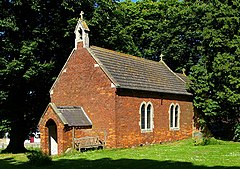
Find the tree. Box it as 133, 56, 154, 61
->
1, 0, 239, 154
0, 0, 101, 153
90, 0, 204, 72
189, 0, 240, 139
91, 0, 240, 139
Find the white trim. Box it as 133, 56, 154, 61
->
169, 103, 180, 130
140, 101, 154, 132
74, 19, 89, 49
81, 107, 93, 125
94, 63, 99, 67
175, 103, 180, 130
169, 103, 175, 129
139, 101, 147, 113
147, 102, 154, 130
139, 102, 146, 129
111, 83, 116, 88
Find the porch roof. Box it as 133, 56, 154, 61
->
56, 106, 92, 127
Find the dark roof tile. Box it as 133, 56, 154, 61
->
57, 106, 92, 127
176, 73, 191, 84
89, 46, 192, 96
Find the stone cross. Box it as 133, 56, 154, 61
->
160, 54, 164, 61
80, 11, 84, 20
182, 68, 186, 75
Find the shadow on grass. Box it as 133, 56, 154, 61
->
0, 157, 239, 169
0, 157, 27, 169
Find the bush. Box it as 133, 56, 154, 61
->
233, 123, 240, 142
194, 137, 224, 146
27, 151, 52, 166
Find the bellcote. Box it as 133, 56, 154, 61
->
74, 11, 90, 49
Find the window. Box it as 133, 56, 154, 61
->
175, 105, 179, 128
170, 105, 174, 128
169, 103, 180, 129
147, 104, 151, 129
140, 102, 153, 131
141, 104, 145, 129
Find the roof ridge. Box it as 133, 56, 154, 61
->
160, 60, 186, 83
90, 46, 187, 83
89, 45, 192, 96
90, 46, 161, 64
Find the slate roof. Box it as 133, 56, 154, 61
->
39, 103, 92, 127
88, 46, 192, 96
176, 73, 191, 84
56, 106, 92, 127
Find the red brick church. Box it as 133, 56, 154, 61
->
39, 14, 194, 155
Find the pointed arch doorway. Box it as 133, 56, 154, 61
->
46, 119, 58, 155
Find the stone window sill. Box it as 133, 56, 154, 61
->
141, 129, 153, 133
170, 127, 180, 131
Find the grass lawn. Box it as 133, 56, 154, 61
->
0, 139, 240, 169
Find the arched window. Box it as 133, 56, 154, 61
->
169, 103, 180, 129
147, 104, 151, 129
170, 104, 174, 128
141, 104, 145, 129
175, 105, 179, 128
140, 102, 153, 131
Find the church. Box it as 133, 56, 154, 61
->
39, 13, 194, 155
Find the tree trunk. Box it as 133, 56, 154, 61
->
2, 121, 28, 153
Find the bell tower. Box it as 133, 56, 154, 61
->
74, 11, 90, 49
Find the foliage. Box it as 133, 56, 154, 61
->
0, 120, 10, 136
91, 0, 240, 139
90, 0, 202, 72
194, 137, 225, 146
188, 0, 240, 140
1, 0, 240, 154
233, 123, 240, 142
27, 151, 52, 166
0, 0, 112, 152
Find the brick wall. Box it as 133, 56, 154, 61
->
39, 105, 66, 155
39, 42, 194, 154
50, 42, 117, 149
115, 89, 193, 147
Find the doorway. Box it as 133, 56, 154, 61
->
46, 119, 58, 155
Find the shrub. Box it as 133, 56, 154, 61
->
233, 123, 240, 142
194, 137, 224, 146
27, 151, 52, 166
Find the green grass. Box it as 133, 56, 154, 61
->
0, 139, 240, 169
